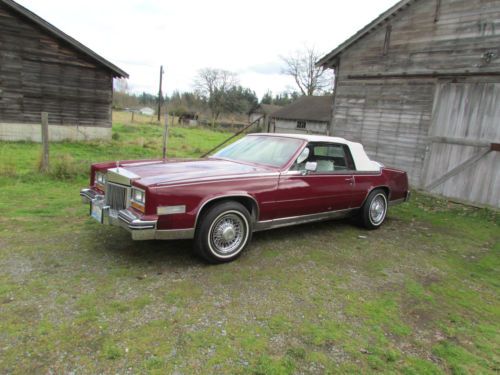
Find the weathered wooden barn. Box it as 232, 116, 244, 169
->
318, 0, 500, 208
0, 0, 127, 141
271, 96, 333, 134
248, 104, 282, 131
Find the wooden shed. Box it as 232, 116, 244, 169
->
248, 104, 282, 132
271, 96, 333, 135
0, 0, 128, 141
318, 0, 500, 208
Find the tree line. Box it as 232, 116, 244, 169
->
113, 46, 333, 124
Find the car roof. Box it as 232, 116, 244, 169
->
246, 133, 381, 172
247, 132, 350, 144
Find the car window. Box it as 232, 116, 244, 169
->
291, 143, 355, 172
213, 135, 303, 167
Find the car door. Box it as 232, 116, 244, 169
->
273, 142, 356, 219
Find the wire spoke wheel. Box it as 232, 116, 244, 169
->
209, 212, 247, 256
369, 194, 387, 225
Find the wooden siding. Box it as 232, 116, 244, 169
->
274, 119, 328, 135
330, 0, 500, 206
0, 3, 113, 128
332, 78, 435, 185
423, 82, 500, 207
338, 0, 500, 78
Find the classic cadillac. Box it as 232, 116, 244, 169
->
81, 134, 410, 263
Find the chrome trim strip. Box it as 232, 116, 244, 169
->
389, 197, 405, 206
117, 209, 194, 240
254, 208, 355, 231
118, 210, 156, 229
153, 173, 279, 188
155, 229, 194, 240
194, 194, 260, 229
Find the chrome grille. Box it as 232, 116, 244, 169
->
106, 183, 127, 210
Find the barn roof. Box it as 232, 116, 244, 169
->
317, 0, 415, 68
250, 104, 283, 116
1, 0, 128, 78
271, 96, 333, 123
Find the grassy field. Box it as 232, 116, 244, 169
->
0, 119, 498, 374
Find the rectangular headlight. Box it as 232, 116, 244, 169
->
131, 187, 146, 205
95, 171, 106, 188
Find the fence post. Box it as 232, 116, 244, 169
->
40, 112, 49, 172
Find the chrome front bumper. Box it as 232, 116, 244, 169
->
80, 188, 194, 241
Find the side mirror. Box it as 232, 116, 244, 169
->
305, 161, 317, 173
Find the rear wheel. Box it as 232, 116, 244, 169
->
194, 201, 252, 263
361, 189, 388, 229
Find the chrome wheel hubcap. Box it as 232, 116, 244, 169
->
211, 213, 245, 255
370, 195, 386, 224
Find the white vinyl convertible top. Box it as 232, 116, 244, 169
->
250, 133, 382, 172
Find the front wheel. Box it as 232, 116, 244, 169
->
194, 201, 252, 263
361, 189, 388, 229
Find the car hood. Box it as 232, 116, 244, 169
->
113, 158, 276, 187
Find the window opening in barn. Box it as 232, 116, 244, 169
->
383, 25, 392, 56
297, 121, 306, 129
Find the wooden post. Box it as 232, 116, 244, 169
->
41, 112, 49, 172
157, 65, 163, 122
162, 108, 169, 160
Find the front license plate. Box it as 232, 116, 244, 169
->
91, 200, 103, 223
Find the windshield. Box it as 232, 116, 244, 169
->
212, 135, 304, 167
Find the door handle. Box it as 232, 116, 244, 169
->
345, 176, 354, 184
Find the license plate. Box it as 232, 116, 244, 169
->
91, 200, 104, 223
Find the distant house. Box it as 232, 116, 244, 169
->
139, 107, 155, 116
0, 0, 127, 141
178, 112, 198, 125
271, 96, 332, 135
248, 104, 282, 132
317, 0, 500, 208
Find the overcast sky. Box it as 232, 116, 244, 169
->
16, 0, 399, 99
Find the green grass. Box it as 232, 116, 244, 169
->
0, 119, 498, 373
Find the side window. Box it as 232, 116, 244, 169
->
291, 143, 355, 172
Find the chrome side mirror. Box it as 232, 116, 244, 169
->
305, 161, 317, 173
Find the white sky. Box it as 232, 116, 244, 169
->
16, 0, 399, 99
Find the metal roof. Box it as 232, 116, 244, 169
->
1, 0, 128, 78
250, 104, 283, 116
271, 96, 333, 123
317, 0, 416, 68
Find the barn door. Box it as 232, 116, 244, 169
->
422, 82, 500, 207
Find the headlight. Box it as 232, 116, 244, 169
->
131, 187, 145, 205
95, 171, 106, 187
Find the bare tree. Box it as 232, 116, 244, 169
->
281, 46, 333, 96
194, 68, 239, 123
114, 77, 129, 93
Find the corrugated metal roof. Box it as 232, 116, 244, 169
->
1, 0, 128, 78
271, 96, 333, 122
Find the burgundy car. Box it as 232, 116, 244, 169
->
80, 134, 410, 263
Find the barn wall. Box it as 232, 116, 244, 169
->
332, 78, 435, 185
338, 0, 500, 78
422, 81, 500, 207
329, 0, 500, 206
0, 3, 113, 140
274, 119, 328, 135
